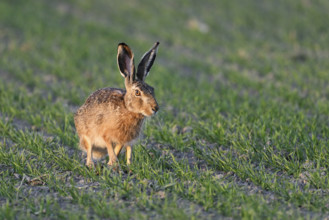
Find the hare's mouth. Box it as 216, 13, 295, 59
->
150, 110, 157, 116
141, 109, 157, 117
142, 112, 153, 117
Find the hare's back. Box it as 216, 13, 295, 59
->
75, 88, 125, 117
85, 88, 125, 106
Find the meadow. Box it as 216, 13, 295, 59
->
1, 0, 329, 219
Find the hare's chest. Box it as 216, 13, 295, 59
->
102, 113, 144, 144
118, 116, 144, 143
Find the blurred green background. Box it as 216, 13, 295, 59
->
1, 0, 329, 219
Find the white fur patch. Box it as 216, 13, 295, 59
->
92, 136, 107, 148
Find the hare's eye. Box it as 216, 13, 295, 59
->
135, 90, 141, 96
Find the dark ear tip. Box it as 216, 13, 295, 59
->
118, 42, 128, 47
152, 42, 160, 50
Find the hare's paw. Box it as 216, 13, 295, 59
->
107, 160, 117, 166
107, 160, 121, 172
86, 160, 95, 168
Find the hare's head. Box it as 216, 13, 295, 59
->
117, 42, 160, 116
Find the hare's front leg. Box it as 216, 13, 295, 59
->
126, 146, 132, 165
106, 141, 118, 166
114, 144, 124, 156
81, 136, 94, 167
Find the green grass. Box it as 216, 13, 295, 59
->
1, 0, 329, 219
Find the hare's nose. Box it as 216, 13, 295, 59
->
152, 105, 159, 113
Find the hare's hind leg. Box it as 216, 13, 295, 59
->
81, 136, 94, 167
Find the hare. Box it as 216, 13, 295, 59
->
74, 42, 160, 167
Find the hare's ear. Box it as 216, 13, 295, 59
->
117, 43, 136, 82
136, 42, 159, 81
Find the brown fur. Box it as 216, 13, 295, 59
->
74, 42, 160, 166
